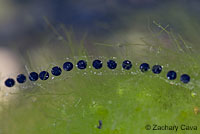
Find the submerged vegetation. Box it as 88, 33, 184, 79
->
0, 18, 200, 134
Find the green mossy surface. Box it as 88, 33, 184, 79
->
1, 57, 200, 134
1, 7, 200, 133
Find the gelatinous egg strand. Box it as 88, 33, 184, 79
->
4, 59, 191, 87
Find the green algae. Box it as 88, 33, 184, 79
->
0, 15, 200, 134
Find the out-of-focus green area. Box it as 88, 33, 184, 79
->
1, 58, 200, 134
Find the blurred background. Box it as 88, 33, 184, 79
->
0, 0, 200, 86
0, 0, 200, 50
